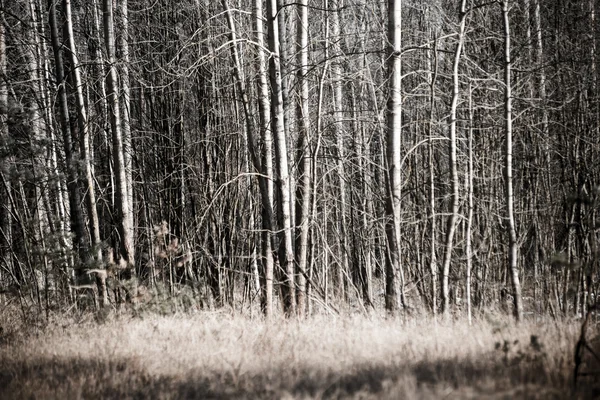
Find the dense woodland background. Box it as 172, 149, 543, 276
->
0, 0, 598, 321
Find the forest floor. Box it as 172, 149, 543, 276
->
0, 307, 599, 399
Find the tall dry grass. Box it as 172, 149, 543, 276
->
0, 308, 598, 399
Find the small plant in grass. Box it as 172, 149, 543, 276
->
495, 334, 547, 366
131, 281, 205, 317
150, 221, 193, 293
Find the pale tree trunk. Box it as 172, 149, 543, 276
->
254, 0, 275, 318
532, 0, 549, 313
91, 0, 109, 147
384, 0, 405, 313
0, 6, 12, 292
34, 0, 68, 250
276, 0, 294, 228
119, 0, 134, 261
355, 15, 375, 308
64, 0, 107, 306
587, 0, 597, 317
48, 0, 90, 278
502, 0, 523, 322
533, 0, 551, 244
64, 0, 103, 263
294, 0, 311, 317
428, 27, 439, 317
466, 82, 474, 326
331, 0, 349, 302
310, 1, 329, 313
352, 81, 374, 307
25, 0, 52, 316
583, 0, 596, 318
104, 0, 134, 272
441, 0, 467, 317
533, 0, 550, 174
523, 0, 539, 312
277, 0, 292, 144
267, 0, 295, 315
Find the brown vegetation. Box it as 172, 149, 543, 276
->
1, 309, 598, 399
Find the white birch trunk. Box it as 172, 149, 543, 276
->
48, 0, 89, 292
441, 0, 467, 317
294, 0, 311, 316
64, 0, 103, 262
254, 0, 275, 318
119, 0, 134, 261
103, 0, 134, 272
466, 82, 474, 326
502, 0, 524, 322
267, 0, 295, 315
384, 0, 404, 313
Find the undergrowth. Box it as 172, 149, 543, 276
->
0, 307, 598, 399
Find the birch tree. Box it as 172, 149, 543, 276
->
103, 0, 134, 272
64, 0, 103, 263
441, 0, 467, 317
331, 0, 350, 302
119, 0, 134, 262
502, 0, 523, 321
294, 0, 311, 316
0, 4, 12, 289
384, 0, 405, 313
48, 0, 89, 275
254, 0, 275, 317
267, 0, 295, 315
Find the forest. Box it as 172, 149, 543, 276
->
1, 0, 600, 398
1, 0, 598, 321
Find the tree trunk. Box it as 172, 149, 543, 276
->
331, 0, 350, 304
294, 0, 311, 317
48, 0, 90, 276
64, 0, 103, 263
119, 0, 134, 268
0, 5, 13, 294
428, 27, 439, 317
267, 0, 295, 315
254, 0, 275, 318
103, 0, 134, 272
502, 0, 524, 322
441, 0, 467, 317
26, 0, 54, 316
384, 0, 405, 314
466, 82, 474, 325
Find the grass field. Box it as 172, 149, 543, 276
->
0, 308, 598, 399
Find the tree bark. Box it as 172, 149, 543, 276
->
466, 82, 474, 325
48, 0, 90, 275
267, 0, 295, 315
254, 0, 275, 318
384, 0, 405, 314
331, 0, 350, 303
427, 27, 439, 317
441, 0, 467, 317
103, 0, 135, 272
294, 0, 311, 317
0, 5, 13, 292
119, 0, 134, 266
64, 0, 103, 263
502, 0, 524, 322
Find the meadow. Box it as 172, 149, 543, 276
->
0, 307, 598, 399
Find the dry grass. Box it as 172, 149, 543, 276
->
0, 308, 598, 399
